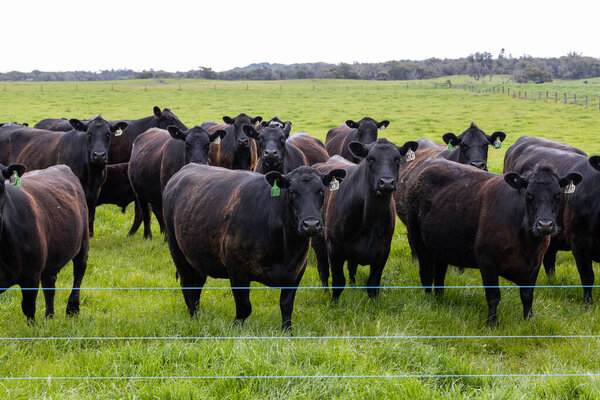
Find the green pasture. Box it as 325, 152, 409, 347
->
1, 78, 600, 399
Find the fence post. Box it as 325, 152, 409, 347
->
40, 85, 43, 92
144, 85, 147, 90
546, 91, 548, 99
564, 93, 567, 104
178, 83, 181, 90
574, 94, 577, 105
519, 91, 522, 99
112, 84, 114, 90
538, 92, 541, 100
586, 96, 588, 108
214, 84, 216, 90
75, 85, 78, 91
246, 84, 249, 90
313, 85, 315, 91
555, 92, 558, 102
280, 85, 282, 91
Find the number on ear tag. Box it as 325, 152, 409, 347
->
493, 138, 502, 149
447, 143, 454, 152
9, 170, 21, 188
115, 128, 123, 136
329, 177, 340, 191
405, 148, 415, 162
271, 180, 280, 197
564, 181, 575, 194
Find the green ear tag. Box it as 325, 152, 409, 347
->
493, 138, 502, 149
10, 171, 21, 188
447, 143, 454, 152
271, 180, 280, 197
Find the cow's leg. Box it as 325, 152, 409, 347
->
418, 251, 434, 294
433, 259, 449, 297
139, 201, 153, 239
519, 286, 535, 320
40, 272, 57, 318
167, 234, 203, 316
67, 241, 88, 316
366, 261, 386, 298
280, 274, 303, 332
572, 245, 594, 304
20, 276, 40, 322
88, 205, 96, 237
329, 250, 346, 302
127, 200, 144, 237
479, 267, 501, 327
543, 245, 558, 276
312, 234, 330, 290
347, 262, 359, 286
151, 204, 166, 234
230, 277, 252, 324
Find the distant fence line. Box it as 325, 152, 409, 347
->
450, 83, 600, 111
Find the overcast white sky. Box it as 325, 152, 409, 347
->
1, 0, 597, 72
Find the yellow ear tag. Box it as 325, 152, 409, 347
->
405, 149, 415, 162
329, 177, 340, 191
564, 181, 575, 194
493, 138, 502, 149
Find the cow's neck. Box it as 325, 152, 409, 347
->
343, 162, 393, 222
132, 116, 159, 134
233, 147, 253, 170
267, 193, 309, 262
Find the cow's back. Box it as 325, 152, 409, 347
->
325, 124, 353, 157
129, 128, 171, 203
288, 133, 329, 165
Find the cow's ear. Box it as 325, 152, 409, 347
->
348, 141, 369, 159
209, 129, 227, 143
223, 116, 234, 124
488, 131, 507, 145
442, 132, 461, 146
397, 141, 419, 156
504, 172, 528, 190
377, 120, 390, 130
110, 121, 128, 133
69, 119, 88, 132
265, 171, 290, 189
242, 124, 260, 139
559, 172, 583, 187
153, 106, 162, 118
282, 121, 292, 137
345, 120, 359, 129
251, 116, 263, 124
2, 164, 26, 180
589, 156, 600, 171
261, 120, 270, 127
168, 126, 186, 141
322, 168, 346, 186
22, 122, 28, 127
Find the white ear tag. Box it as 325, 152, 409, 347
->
214, 136, 221, 144
405, 149, 415, 162
329, 177, 340, 191
379, 126, 386, 131
115, 128, 123, 136
493, 138, 501, 149
564, 181, 575, 194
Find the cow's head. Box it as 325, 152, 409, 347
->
0, 163, 26, 214
70, 116, 128, 165
153, 106, 187, 130
505, 164, 582, 237
222, 113, 262, 149
265, 166, 346, 236
244, 121, 293, 173
345, 117, 390, 145
442, 122, 506, 171
168, 125, 226, 165
349, 138, 418, 197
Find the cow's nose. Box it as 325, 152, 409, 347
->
471, 160, 487, 170
300, 218, 322, 235
536, 219, 555, 234
92, 151, 106, 160
377, 177, 396, 192
238, 138, 249, 147
264, 149, 279, 158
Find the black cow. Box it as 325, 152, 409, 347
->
325, 117, 390, 163
0, 116, 127, 236
287, 132, 330, 165
0, 122, 28, 128
248, 122, 308, 174
129, 126, 225, 238
34, 106, 187, 164
163, 164, 345, 330
94, 162, 143, 236
503, 135, 586, 171
204, 113, 262, 170
504, 141, 600, 302
405, 158, 582, 325
0, 164, 89, 321
440, 122, 506, 170
312, 138, 418, 300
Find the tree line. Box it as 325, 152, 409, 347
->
1, 52, 599, 83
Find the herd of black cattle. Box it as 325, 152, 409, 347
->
0, 107, 598, 330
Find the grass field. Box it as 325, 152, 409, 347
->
1, 78, 600, 399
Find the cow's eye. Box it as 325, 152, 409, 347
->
526, 193, 534, 201
367, 156, 375, 163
